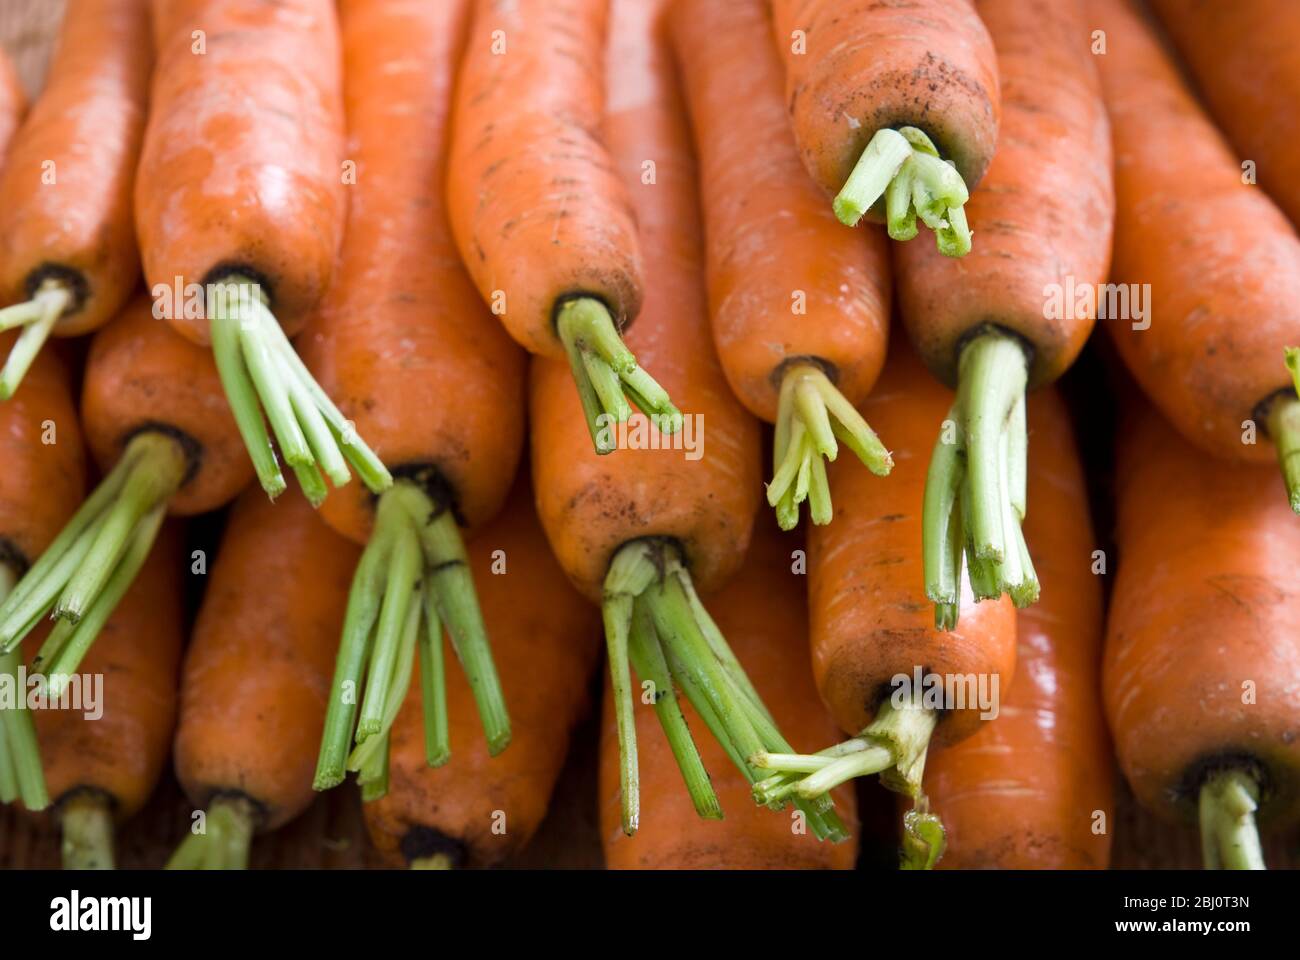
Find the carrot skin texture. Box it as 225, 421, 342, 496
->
364, 476, 600, 866
0, 0, 151, 338
530, 0, 762, 603
447, 0, 643, 359
0, 47, 23, 156
923, 390, 1113, 869
600, 518, 857, 868
1105, 403, 1300, 828
770, 0, 1000, 213
80, 297, 253, 516
1153, 0, 1300, 230
25, 523, 183, 821
0, 336, 85, 565
302, 0, 525, 545
809, 341, 1016, 746
137, 0, 345, 342
896, 0, 1112, 388
1091, 0, 1300, 463
671, 0, 889, 422
174, 486, 360, 832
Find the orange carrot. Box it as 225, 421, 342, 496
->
750, 340, 1016, 847
447, 0, 677, 451
671, 0, 893, 531
770, 0, 1000, 252
533, 0, 846, 842
601, 517, 857, 868
1090, 0, 1300, 512
923, 389, 1112, 869
304, 0, 527, 793
23, 524, 183, 868
0, 0, 151, 398
1107, 400, 1300, 869
135, 0, 390, 504
169, 486, 359, 869
0, 298, 251, 715
364, 475, 600, 867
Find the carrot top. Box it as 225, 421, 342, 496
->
558, 297, 682, 455
1199, 769, 1265, 870
602, 538, 848, 842
1275, 347, 1300, 512
314, 480, 509, 795
923, 329, 1038, 629
166, 795, 257, 870
835, 127, 973, 257
206, 279, 392, 503
768, 362, 892, 529
0, 565, 47, 813
0, 278, 73, 400
60, 792, 115, 869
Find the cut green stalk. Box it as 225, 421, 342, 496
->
0, 710, 16, 803
768, 363, 892, 530
165, 795, 257, 870
60, 792, 115, 869
901, 804, 946, 870
921, 329, 1036, 628
557, 297, 681, 455
0, 279, 73, 400
833, 126, 974, 256
314, 479, 509, 795
601, 538, 849, 841
1267, 389, 1300, 514
206, 276, 392, 502
0, 560, 48, 811
1199, 769, 1266, 870
0, 433, 182, 674
411, 853, 454, 870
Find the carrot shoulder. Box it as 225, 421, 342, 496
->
446, 0, 679, 451
923, 390, 1113, 869
770, 0, 999, 251
672, 0, 893, 531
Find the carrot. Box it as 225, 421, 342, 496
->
304, 0, 526, 792
1106, 401, 1300, 870
769, 0, 1000, 253
671, 0, 893, 531
135, 0, 390, 504
0, 0, 151, 399
921, 389, 1113, 869
21, 523, 183, 869
0, 46, 22, 156
0, 341, 85, 816
751, 341, 1016, 830
363, 474, 600, 867
601, 516, 857, 868
1151, 0, 1300, 230
0, 296, 252, 701
1090, 0, 1300, 513
885, 0, 1114, 628
168, 485, 359, 869
532, 0, 848, 842
447, 0, 679, 452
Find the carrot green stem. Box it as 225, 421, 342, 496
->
922, 329, 1035, 628
207, 277, 392, 504
314, 480, 509, 794
0, 562, 49, 812
901, 803, 946, 870
768, 363, 892, 530
166, 795, 257, 870
557, 297, 682, 455
0, 279, 73, 400
1268, 389, 1300, 514
0, 433, 182, 664
1199, 769, 1266, 870
0, 710, 16, 804
602, 539, 849, 841
834, 127, 973, 256
60, 792, 115, 870
411, 853, 455, 870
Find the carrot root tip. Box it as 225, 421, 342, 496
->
557, 297, 681, 455
768, 363, 890, 530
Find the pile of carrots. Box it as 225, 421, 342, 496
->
0, 0, 1298, 874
